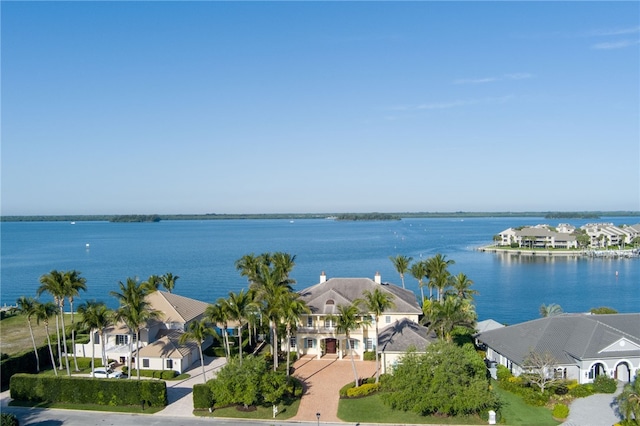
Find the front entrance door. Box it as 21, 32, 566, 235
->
326, 338, 337, 354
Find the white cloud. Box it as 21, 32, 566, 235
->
588, 26, 640, 37
591, 39, 640, 50
454, 73, 532, 84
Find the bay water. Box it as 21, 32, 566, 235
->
1, 217, 638, 325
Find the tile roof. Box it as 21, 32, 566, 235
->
298, 277, 422, 315
476, 313, 640, 366
378, 318, 437, 353
146, 291, 210, 324
137, 329, 199, 359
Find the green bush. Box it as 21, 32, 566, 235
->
496, 364, 513, 382
346, 383, 380, 398
1, 346, 53, 389
10, 374, 167, 407
193, 384, 214, 409
552, 403, 569, 419
593, 375, 617, 393
363, 351, 377, 361
521, 388, 551, 406
1, 413, 19, 426
569, 383, 595, 398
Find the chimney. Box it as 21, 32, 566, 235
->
320, 271, 327, 283
374, 272, 381, 284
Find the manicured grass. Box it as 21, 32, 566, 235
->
0, 313, 77, 356
493, 385, 560, 426
9, 400, 164, 414
338, 394, 486, 425
194, 398, 301, 420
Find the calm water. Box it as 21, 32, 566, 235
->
1, 217, 638, 325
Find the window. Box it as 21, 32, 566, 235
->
166, 359, 173, 369
385, 316, 391, 324
348, 339, 359, 350
142, 359, 149, 368
324, 318, 335, 328
365, 338, 374, 351
307, 317, 313, 327
304, 339, 316, 349
290, 337, 296, 348
116, 335, 128, 345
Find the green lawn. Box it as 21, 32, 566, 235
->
493, 385, 560, 426
195, 398, 301, 420
338, 394, 486, 425
9, 400, 164, 414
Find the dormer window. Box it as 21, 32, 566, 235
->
325, 299, 335, 305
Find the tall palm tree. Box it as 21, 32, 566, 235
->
615, 377, 640, 425
16, 296, 40, 372
33, 301, 58, 376
334, 301, 370, 388
179, 318, 214, 384
389, 255, 413, 289
410, 260, 428, 305
280, 292, 310, 376
224, 290, 255, 365
447, 272, 478, 300
64, 270, 87, 372
539, 303, 563, 317
362, 288, 395, 383
235, 253, 261, 285
422, 297, 476, 342
77, 301, 112, 375
37, 270, 69, 374
111, 278, 159, 380
426, 254, 455, 302
206, 301, 231, 359
161, 272, 179, 293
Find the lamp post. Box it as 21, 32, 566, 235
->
316, 412, 320, 426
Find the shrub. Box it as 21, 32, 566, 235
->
363, 351, 377, 361
1, 413, 19, 426
593, 375, 617, 394
193, 384, 214, 409
122, 368, 177, 379
552, 403, 569, 419
346, 383, 380, 398
569, 383, 595, 398
496, 364, 513, 382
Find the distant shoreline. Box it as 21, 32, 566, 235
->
2, 211, 640, 222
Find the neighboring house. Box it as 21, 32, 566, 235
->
75, 290, 212, 374
581, 223, 640, 248
498, 225, 578, 249
476, 313, 640, 384
294, 272, 423, 362
378, 318, 437, 374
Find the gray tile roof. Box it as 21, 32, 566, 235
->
378, 318, 438, 353
476, 313, 640, 366
147, 290, 210, 324
298, 277, 422, 315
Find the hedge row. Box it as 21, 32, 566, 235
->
122, 367, 177, 379
10, 374, 167, 407
1, 346, 53, 389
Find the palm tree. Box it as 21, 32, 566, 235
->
410, 260, 428, 305
111, 278, 159, 380
447, 272, 478, 300
334, 301, 370, 388
235, 253, 261, 284
615, 377, 640, 425
362, 288, 395, 383
280, 292, 310, 376
539, 303, 563, 317
16, 296, 40, 372
426, 254, 455, 302
33, 301, 58, 376
142, 275, 162, 293
179, 318, 214, 384
37, 270, 69, 374
161, 272, 179, 293
422, 297, 476, 342
389, 255, 413, 289
224, 290, 255, 365
64, 270, 87, 372
77, 301, 112, 375
206, 301, 231, 359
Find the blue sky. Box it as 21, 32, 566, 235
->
2, 1, 639, 215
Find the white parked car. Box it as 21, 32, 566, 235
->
92, 368, 123, 379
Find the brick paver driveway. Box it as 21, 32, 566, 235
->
291, 355, 377, 422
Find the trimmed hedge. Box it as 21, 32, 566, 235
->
122, 367, 177, 379
193, 383, 214, 409
346, 383, 380, 398
10, 374, 167, 407
1, 346, 53, 389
